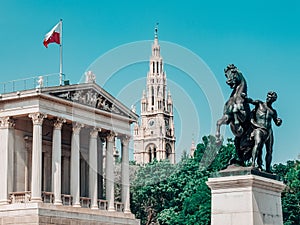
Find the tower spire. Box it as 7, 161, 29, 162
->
133, 26, 176, 165
154, 22, 159, 39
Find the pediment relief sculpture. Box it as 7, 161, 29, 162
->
50, 89, 124, 116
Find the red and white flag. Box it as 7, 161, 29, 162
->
43, 21, 61, 48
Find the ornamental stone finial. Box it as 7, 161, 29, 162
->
154, 22, 159, 39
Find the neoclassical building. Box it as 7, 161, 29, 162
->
133, 28, 176, 164
0, 72, 139, 224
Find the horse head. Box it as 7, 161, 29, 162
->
224, 64, 244, 90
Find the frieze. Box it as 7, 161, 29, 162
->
50, 89, 125, 116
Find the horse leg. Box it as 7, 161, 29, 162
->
232, 114, 243, 136
232, 137, 245, 166
216, 115, 229, 140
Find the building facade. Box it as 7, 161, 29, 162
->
0, 73, 140, 224
133, 29, 176, 165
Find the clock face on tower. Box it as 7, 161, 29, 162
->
148, 119, 155, 127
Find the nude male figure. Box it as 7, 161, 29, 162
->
243, 91, 282, 173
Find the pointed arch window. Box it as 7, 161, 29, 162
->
166, 143, 172, 160
152, 62, 155, 74
151, 86, 154, 106
148, 147, 152, 162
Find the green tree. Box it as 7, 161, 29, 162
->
131, 136, 235, 225
274, 160, 300, 225
157, 136, 235, 225
131, 160, 175, 225
130, 137, 300, 225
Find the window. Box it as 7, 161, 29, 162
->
151, 86, 154, 105
152, 62, 155, 74
166, 144, 172, 160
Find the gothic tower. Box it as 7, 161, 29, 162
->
133, 26, 176, 164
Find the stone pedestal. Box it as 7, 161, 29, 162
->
206, 167, 285, 225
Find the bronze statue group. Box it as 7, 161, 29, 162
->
216, 64, 282, 173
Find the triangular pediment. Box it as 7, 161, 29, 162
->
42, 83, 138, 121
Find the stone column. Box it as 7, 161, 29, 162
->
0, 117, 15, 204
70, 122, 83, 207
24, 139, 29, 192
121, 136, 131, 213
97, 137, 104, 199
29, 112, 47, 202
52, 118, 66, 205
89, 127, 100, 209
24, 137, 32, 192
106, 132, 115, 211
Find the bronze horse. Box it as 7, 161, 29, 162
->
216, 64, 254, 165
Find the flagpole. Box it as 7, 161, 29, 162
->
59, 19, 63, 86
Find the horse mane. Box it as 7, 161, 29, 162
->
236, 71, 247, 95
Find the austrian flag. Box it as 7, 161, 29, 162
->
43, 21, 61, 48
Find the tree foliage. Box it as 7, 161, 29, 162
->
131, 136, 235, 225
273, 160, 300, 225
130, 136, 300, 225
130, 159, 176, 225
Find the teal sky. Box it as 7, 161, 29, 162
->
0, 0, 299, 164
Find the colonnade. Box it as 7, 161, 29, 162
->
0, 113, 131, 213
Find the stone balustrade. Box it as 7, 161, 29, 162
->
9, 191, 31, 203
9, 191, 122, 211
61, 194, 72, 206
98, 199, 108, 210
42, 191, 54, 203
115, 202, 124, 212
80, 197, 91, 208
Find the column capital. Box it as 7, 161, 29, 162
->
90, 127, 101, 138
120, 135, 131, 146
0, 116, 15, 129
106, 132, 115, 142
72, 122, 84, 134
53, 117, 66, 130
29, 112, 47, 125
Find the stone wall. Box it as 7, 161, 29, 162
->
0, 203, 140, 225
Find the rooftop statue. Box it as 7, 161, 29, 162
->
215, 64, 282, 173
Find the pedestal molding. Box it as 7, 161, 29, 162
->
207, 173, 286, 225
